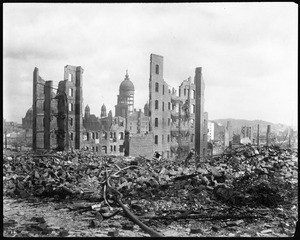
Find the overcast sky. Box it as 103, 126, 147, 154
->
3, 2, 298, 127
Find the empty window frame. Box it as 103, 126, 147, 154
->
103, 132, 107, 140
155, 135, 158, 144
155, 100, 159, 110
69, 88, 74, 97
162, 102, 164, 111
119, 132, 124, 140
163, 85, 165, 95
191, 134, 194, 142
155, 118, 158, 127
155, 82, 159, 92
69, 103, 73, 112
102, 146, 107, 154
155, 64, 159, 74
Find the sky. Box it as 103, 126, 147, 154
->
3, 2, 298, 127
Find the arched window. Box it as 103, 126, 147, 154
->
155, 118, 158, 127
155, 100, 159, 110
155, 82, 159, 92
155, 64, 159, 74
155, 135, 158, 144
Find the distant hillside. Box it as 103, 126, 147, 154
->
211, 118, 290, 134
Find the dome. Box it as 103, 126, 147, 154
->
101, 104, 106, 111
25, 107, 33, 118
85, 105, 90, 111
119, 70, 135, 92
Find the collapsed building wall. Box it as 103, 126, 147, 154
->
63, 65, 84, 150
148, 54, 208, 159
171, 77, 195, 159
32, 68, 57, 151
32, 65, 83, 151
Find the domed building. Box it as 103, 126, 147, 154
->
22, 107, 33, 129
100, 104, 107, 118
115, 70, 135, 118
144, 102, 149, 116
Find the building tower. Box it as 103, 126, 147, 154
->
101, 104, 107, 118
149, 54, 171, 158
85, 105, 90, 119
144, 102, 149, 116
115, 70, 135, 119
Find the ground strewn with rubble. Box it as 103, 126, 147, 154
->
3, 145, 298, 237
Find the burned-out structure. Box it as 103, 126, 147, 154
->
26, 53, 208, 159
148, 54, 208, 158
31, 65, 84, 151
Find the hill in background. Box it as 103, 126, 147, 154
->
212, 118, 292, 134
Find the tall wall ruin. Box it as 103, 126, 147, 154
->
32, 65, 83, 151
149, 54, 171, 158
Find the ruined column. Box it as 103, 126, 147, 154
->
56, 80, 68, 151
194, 67, 204, 157
44, 81, 53, 150
124, 130, 130, 156
266, 125, 271, 146
32, 68, 38, 151
75, 66, 83, 149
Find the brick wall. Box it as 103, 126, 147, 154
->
149, 54, 171, 158
128, 134, 154, 159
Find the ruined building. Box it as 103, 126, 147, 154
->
31, 65, 84, 151
148, 54, 208, 158
25, 53, 208, 159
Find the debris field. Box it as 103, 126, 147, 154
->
3, 145, 298, 237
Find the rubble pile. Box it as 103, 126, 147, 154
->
212, 145, 298, 207
3, 145, 298, 213
3, 151, 123, 200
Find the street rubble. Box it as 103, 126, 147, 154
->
3, 144, 298, 237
